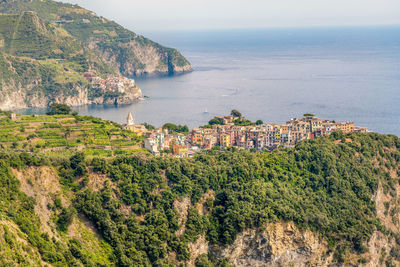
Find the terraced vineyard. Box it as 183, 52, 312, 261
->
0, 111, 145, 157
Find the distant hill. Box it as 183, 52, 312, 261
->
0, 0, 192, 109
0, 11, 142, 109
0, 0, 192, 77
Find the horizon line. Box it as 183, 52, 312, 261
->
137, 23, 400, 33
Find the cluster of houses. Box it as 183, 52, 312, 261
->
83, 72, 137, 95
190, 114, 367, 152
124, 112, 368, 157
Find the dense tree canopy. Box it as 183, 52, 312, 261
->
230, 110, 242, 118
162, 123, 189, 134
1, 132, 400, 266
46, 103, 72, 115
72, 132, 400, 264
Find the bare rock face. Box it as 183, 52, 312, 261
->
207, 222, 331, 267
0, 74, 142, 109
89, 39, 193, 77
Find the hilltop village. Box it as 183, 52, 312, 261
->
125, 111, 368, 157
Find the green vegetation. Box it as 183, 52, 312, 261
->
0, 0, 191, 77
233, 118, 255, 126
0, 112, 144, 156
230, 109, 242, 118
69, 132, 400, 265
2, 121, 400, 265
162, 123, 189, 134
206, 110, 262, 127
208, 117, 223, 126
0, 151, 114, 265
0, 0, 191, 108
1, 111, 400, 265
143, 122, 155, 131
46, 103, 72, 115
0, 11, 117, 107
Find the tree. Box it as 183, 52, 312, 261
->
162, 123, 189, 133
208, 118, 222, 126
57, 206, 76, 232
303, 113, 315, 117
256, 120, 263, 125
231, 109, 242, 118
47, 103, 72, 115
144, 123, 155, 130
70, 152, 87, 177
195, 254, 213, 267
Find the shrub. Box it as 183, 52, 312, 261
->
46, 103, 72, 115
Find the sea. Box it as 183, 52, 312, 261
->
26, 27, 400, 135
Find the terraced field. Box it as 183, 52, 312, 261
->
0, 111, 145, 157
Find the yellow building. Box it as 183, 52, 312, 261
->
172, 144, 189, 157
220, 134, 231, 148
125, 124, 147, 136
125, 112, 147, 136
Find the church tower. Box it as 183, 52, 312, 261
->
127, 112, 135, 126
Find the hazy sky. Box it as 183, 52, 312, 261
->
62, 0, 400, 32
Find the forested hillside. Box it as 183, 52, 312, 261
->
1, 116, 400, 266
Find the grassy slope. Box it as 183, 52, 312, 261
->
0, 0, 191, 74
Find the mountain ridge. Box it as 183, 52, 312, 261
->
0, 0, 192, 76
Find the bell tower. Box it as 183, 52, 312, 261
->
127, 112, 135, 126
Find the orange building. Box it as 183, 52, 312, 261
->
190, 129, 204, 146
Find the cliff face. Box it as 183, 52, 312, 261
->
199, 179, 400, 267
0, 71, 143, 109
210, 222, 331, 267
188, 220, 399, 267
90, 38, 192, 77
0, 0, 192, 77
0, 81, 142, 110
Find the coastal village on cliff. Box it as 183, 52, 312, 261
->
125, 112, 369, 157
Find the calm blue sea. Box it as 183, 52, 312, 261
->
28, 27, 400, 135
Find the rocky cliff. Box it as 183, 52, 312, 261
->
210, 222, 331, 267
